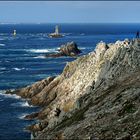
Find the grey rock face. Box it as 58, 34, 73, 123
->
6, 39, 140, 140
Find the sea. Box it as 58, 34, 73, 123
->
0, 23, 140, 140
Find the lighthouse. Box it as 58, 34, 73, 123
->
48, 25, 63, 38
55, 25, 59, 35
13, 30, 16, 36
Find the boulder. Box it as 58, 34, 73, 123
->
26, 120, 48, 132
45, 41, 81, 57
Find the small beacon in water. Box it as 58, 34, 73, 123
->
13, 30, 16, 36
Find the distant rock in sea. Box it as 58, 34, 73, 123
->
45, 41, 81, 57
6, 38, 140, 140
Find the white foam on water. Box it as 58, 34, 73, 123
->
63, 33, 72, 36
26, 49, 56, 53
18, 113, 29, 119
0, 43, 5, 46
0, 67, 6, 70
9, 94, 21, 99
0, 91, 21, 99
57, 47, 60, 50
11, 101, 33, 107
13, 67, 21, 71
21, 101, 33, 107
33, 55, 46, 59
80, 47, 86, 50
12, 67, 25, 71
26, 49, 50, 53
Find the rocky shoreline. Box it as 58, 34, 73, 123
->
6, 39, 140, 139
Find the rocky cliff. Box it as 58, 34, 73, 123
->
6, 39, 140, 140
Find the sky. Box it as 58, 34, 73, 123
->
0, 1, 140, 23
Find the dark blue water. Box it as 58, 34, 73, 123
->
0, 23, 139, 140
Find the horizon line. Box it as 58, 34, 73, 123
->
1, 22, 140, 25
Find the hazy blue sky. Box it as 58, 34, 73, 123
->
0, 1, 140, 23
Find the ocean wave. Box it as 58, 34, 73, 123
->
0, 43, 5, 46
18, 113, 29, 119
26, 49, 57, 53
38, 37, 47, 40
36, 74, 49, 78
0, 91, 21, 99
80, 33, 85, 36
33, 55, 46, 59
0, 90, 5, 94
62, 33, 72, 36
0, 67, 6, 70
21, 101, 33, 107
12, 67, 25, 71
0, 38, 4, 40
80, 47, 86, 50
11, 101, 33, 107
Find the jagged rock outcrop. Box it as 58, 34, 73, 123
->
45, 41, 81, 57
5, 76, 56, 99
6, 39, 140, 140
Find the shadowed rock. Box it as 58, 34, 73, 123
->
24, 112, 39, 120
26, 120, 48, 132
45, 41, 81, 57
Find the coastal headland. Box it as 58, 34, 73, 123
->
6, 38, 140, 139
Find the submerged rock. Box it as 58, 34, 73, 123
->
45, 41, 81, 57
6, 39, 140, 139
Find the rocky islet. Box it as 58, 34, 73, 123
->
45, 41, 81, 58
